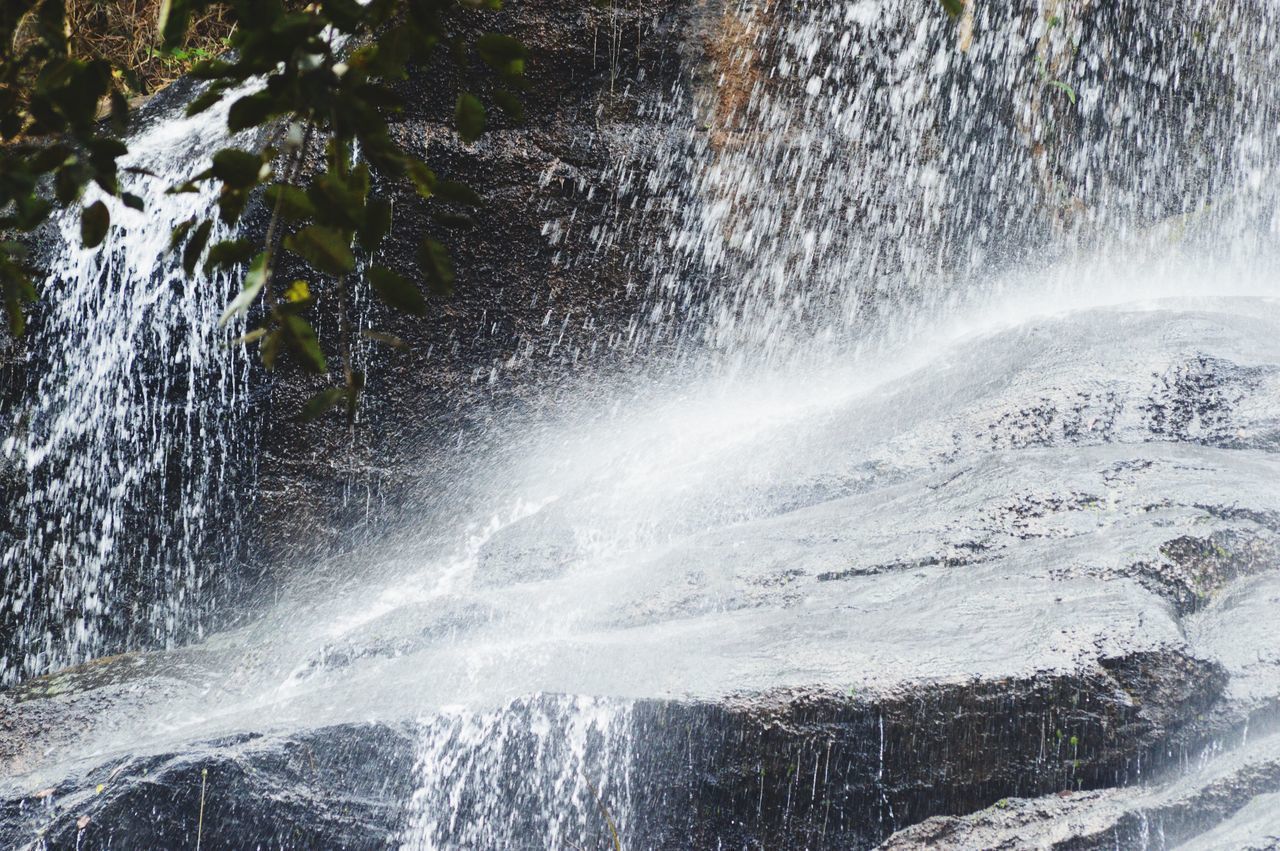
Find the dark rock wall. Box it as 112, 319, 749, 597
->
0, 658, 1236, 850
253, 0, 700, 575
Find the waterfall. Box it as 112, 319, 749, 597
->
389, 0, 1280, 841
0, 93, 255, 685
2, 1, 1280, 847
402, 696, 634, 851
625, 0, 1280, 369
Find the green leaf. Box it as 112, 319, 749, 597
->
261, 329, 282, 369
122, 193, 145, 212
110, 91, 129, 133
357, 198, 392, 252
188, 59, 237, 80
92, 172, 120, 197
281, 314, 327, 373
218, 187, 250, 224
475, 33, 527, 75
4, 296, 25, 336
939, 0, 965, 17
227, 92, 274, 132
346, 370, 365, 419
170, 217, 197, 249
300, 387, 347, 421
0, 241, 30, 264
1, 264, 37, 337
418, 239, 455, 297
35, 1, 68, 53
15, 195, 53, 231
182, 220, 213, 274
369, 266, 426, 316
284, 226, 355, 275
211, 148, 264, 189
264, 184, 316, 221
405, 160, 436, 199
1047, 80, 1078, 105
86, 138, 128, 161
455, 93, 486, 144
232, 326, 268, 346
203, 239, 257, 273
54, 165, 85, 205
277, 280, 309, 305
158, 0, 192, 50
219, 252, 268, 325
81, 201, 110, 248
432, 180, 482, 206
493, 89, 525, 123
306, 173, 365, 229
186, 90, 223, 117
324, 0, 368, 31
28, 144, 72, 174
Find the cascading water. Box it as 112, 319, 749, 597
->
403, 696, 634, 850
627, 0, 1280, 367
3, 0, 1280, 848
344, 1, 1280, 842
0, 92, 254, 685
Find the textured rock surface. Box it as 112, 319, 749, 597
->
0, 723, 418, 850
880, 721, 1280, 849
3, 300, 1279, 848
2, 1, 1280, 849
254, 0, 697, 568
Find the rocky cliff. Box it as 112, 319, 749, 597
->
2, 1, 1279, 849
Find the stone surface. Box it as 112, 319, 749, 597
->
879, 722, 1280, 850
3, 1, 1280, 848
3, 299, 1278, 848
253, 0, 699, 571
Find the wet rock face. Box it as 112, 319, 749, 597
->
630, 658, 1229, 850
0, 651, 1248, 850
0, 724, 418, 851
879, 715, 1280, 851
4, 302, 1280, 848
254, 0, 696, 569
0, 664, 1233, 851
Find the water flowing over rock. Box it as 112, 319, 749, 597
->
0, 83, 259, 685
2, 0, 1280, 848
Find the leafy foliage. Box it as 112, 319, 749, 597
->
157, 0, 529, 415
1, 0, 527, 420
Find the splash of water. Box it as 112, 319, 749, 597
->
601, 0, 1280, 371
0, 94, 254, 685
393, 0, 1280, 838
402, 695, 633, 851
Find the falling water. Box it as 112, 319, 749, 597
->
391, 0, 1280, 843
621, 0, 1280, 368
0, 92, 254, 685
3, 0, 1280, 847
403, 696, 634, 850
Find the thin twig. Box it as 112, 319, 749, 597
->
581, 775, 622, 851
261, 119, 316, 308
195, 767, 208, 851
